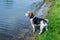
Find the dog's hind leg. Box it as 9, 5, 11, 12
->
39, 21, 46, 34
45, 24, 48, 31
39, 23, 44, 34
44, 23, 48, 31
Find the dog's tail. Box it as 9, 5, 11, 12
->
45, 19, 48, 23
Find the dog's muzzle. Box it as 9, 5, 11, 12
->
25, 13, 28, 16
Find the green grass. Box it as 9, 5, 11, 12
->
35, 0, 60, 40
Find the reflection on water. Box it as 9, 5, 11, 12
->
5, 0, 13, 9
0, 0, 40, 40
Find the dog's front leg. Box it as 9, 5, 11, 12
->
32, 24, 35, 32
30, 18, 35, 32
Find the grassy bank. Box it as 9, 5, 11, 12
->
35, 0, 60, 40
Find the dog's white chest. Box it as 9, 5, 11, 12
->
30, 18, 33, 24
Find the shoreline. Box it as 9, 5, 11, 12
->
34, 0, 60, 40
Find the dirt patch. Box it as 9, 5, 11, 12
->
28, 37, 36, 40
26, 34, 36, 40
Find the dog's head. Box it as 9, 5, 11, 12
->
25, 11, 34, 18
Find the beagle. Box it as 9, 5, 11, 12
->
25, 11, 48, 34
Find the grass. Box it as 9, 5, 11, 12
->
35, 0, 60, 40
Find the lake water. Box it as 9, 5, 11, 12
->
0, 0, 41, 40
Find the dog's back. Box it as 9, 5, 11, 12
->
33, 17, 48, 24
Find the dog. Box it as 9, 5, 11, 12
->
25, 11, 48, 34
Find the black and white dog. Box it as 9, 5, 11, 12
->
25, 11, 48, 34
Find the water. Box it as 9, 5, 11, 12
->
0, 0, 41, 40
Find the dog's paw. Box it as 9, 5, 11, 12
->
38, 33, 41, 34
46, 29, 48, 31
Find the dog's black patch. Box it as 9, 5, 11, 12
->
33, 17, 47, 24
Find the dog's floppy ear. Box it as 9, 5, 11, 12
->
28, 11, 33, 17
